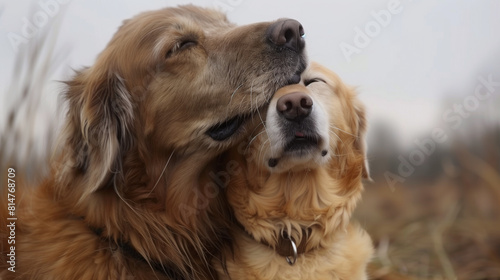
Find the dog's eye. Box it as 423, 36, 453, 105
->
304, 78, 325, 86
166, 40, 197, 58
178, 40, 197, 51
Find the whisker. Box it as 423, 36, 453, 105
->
230, 83, 244, 101
329, 129, 347, 148
113, 180, 142, 217
256, 100, 272, 146
329, 125, 357, 137
248, 121, 265, 136
256, 138, 271, 171
250, 81, 254, 114
246, 130, 267, 150
226, 83, 244, 120
236, 91, 247, 118
147, 149, 176, 197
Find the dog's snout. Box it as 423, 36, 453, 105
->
277, 92, 312, 122
267, 19, 305, 52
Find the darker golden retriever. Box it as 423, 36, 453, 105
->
0, 5, 307, 280
215, 62, 373, 279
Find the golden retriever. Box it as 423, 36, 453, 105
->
0, 5, 307, 279
214, 62, 373, 280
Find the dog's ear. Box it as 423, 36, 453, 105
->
353, 100, 371, 180
63, 68, 135, 197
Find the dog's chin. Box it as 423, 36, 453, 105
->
266, 153, 326, 173
266, 137, 330, 172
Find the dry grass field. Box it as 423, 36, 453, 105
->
356, 138, 500, 280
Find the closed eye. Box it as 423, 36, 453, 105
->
178, 40, 197, 51
304, 78, 326, 86
166, 40, 197, 58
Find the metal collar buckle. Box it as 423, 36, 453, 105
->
284, 236, 298, 265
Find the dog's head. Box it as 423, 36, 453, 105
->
243, 62, 369, 178
223, 62, 370, 251
57, 5, 307, 195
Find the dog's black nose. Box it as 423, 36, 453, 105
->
276, 92, 312, 122
267, 19, 305, 52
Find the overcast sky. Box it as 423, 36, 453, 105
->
1, 0, 500, 145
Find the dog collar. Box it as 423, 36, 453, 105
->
241, 225, 311, 266
271, 230, 310, 265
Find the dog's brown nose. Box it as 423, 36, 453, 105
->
267, 19, 305, 52
276, 92, 312, 122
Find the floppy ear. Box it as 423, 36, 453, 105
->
63, 68, 135, 197
353, 100, 371, 180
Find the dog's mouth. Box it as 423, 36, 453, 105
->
206, 114, 251, 141
207, 70, 305, 142
284, 131, 320, 152
267, 130, 327, 168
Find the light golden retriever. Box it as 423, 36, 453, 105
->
0, 5, 307, 280
215, 62, 373, 280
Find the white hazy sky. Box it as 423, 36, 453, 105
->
1, 0, 500, 145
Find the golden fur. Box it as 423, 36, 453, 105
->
215, 62, 373, 279
0, 5, 307, 279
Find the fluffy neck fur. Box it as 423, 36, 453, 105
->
50, 138, 231, 279
226, 138, 365, 253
